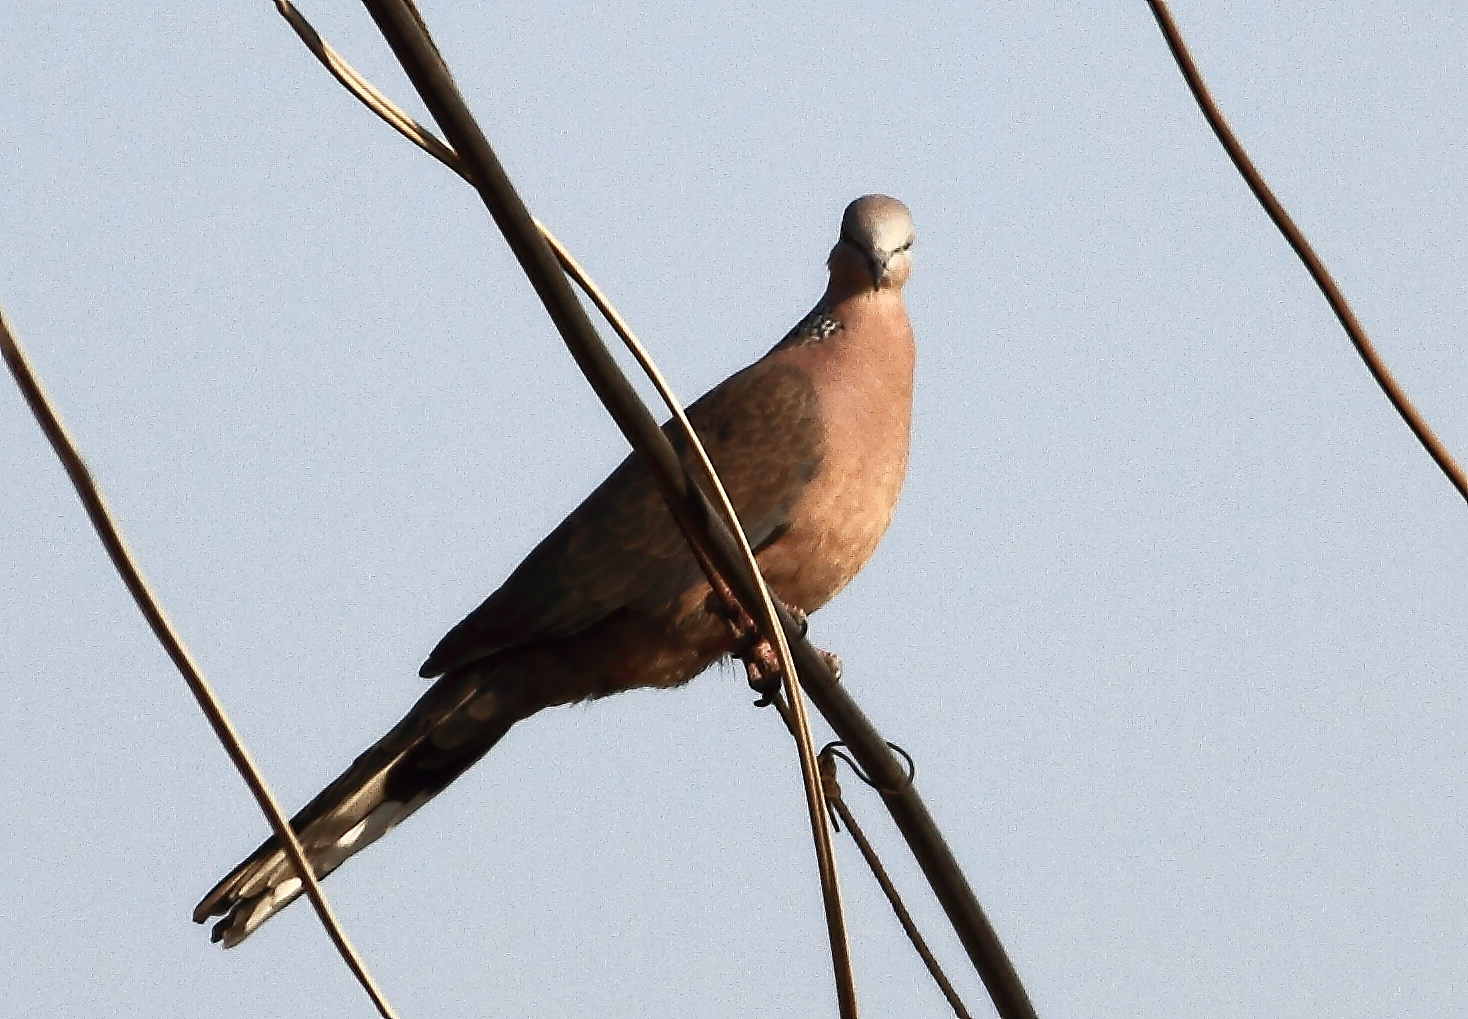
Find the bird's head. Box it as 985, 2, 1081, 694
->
828, 195, 915, 292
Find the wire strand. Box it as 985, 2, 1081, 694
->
1146, 0, 1468, 506
0, 309, 398, 1019
821, 750, 974, 1019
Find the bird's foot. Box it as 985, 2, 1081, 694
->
742, 639, 842, 706
744, 653, 783, 707
716, 596, 821, 705
783, 602, 809, 636
739, 629, 785, 706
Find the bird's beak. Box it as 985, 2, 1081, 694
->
866, 252, 890, 289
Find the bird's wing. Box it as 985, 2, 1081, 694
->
419, 358, 823, 678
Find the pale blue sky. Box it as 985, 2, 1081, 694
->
4, 4, 1466, 1017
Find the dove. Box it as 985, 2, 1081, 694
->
196, 195, 916, 946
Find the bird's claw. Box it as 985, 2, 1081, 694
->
741, 633, 785, 706
723, 598, 824, 705
783, 602, 809, 637
743, 641, 842, 706
747, 663, 782, 706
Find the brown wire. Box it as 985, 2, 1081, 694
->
1146, 0, 1468, 506
821, 740, 917, 796
820, 750, 973, 1019
0, 310, 399, 1019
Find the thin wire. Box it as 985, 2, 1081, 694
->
276, 3, 858, 1012
1146, 0, 1468, 506
821, 740, 917, 796
0, 310, 399, 1019
537, 226, 859, 1016
821, 751, 973, 1019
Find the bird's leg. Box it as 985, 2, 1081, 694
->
701, 577, 782, 704
703, 581, 842, 705
743, 634, 844, 705
741, 600, 807, 703
715, 600, 782, 704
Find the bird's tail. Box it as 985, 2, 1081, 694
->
193, 665, 519, 947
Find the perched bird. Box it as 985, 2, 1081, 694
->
195, 195, 917, 946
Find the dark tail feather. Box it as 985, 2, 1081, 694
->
193, 665, 519, 947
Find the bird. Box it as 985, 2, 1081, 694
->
194, 194, 917, 947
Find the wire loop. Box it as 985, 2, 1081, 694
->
820, 740, 916, 795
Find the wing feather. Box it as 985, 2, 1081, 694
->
419, 359, 822, 678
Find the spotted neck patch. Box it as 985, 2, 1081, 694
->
775, 305, 843, 349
